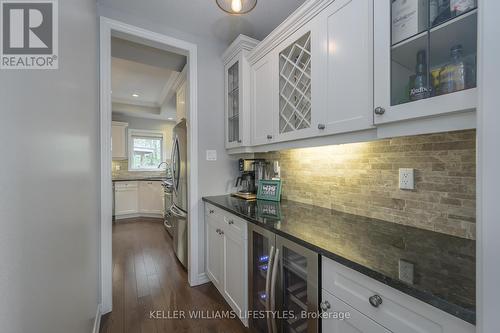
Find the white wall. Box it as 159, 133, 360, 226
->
0, 1, 99, 333
98, 5, 240, 277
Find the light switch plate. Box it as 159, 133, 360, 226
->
399, 259, 414, 285
399, 168, 415, 190
206, 150, 217, 161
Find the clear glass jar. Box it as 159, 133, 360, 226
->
439, 44, 466, 94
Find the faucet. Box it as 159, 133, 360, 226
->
158, 161, 169, 169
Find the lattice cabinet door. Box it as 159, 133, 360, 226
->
279, 31, 312, 135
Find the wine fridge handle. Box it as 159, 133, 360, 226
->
270, 248, 280, 333
265, 246, 275, 333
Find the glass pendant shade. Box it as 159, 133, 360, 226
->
216, 0, 257, 14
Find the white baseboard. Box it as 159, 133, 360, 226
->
92, 304, 102, 333
191, 273, 210, 287
115, 213, 163, 220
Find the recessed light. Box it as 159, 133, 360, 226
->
168, 117, 174, 120
132, 93, 139, 98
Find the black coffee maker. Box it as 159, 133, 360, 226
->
233, 159, 265, 199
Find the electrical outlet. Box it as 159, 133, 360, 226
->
206, 150, 217, 161
399, 168, 415, 190
399, 259, 414, 285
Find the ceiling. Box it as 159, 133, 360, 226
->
98, 0, 306, 44
111, 37, 186, 120
111, 57, 176, 107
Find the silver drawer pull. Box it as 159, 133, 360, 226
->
318, 123, 326, 130
209, 209, 215, 214
320, 301, 331, 312
267, 134, 273, 140
369, 295, 383, 308
374, 106, 385, 115
227, 220, 234, 225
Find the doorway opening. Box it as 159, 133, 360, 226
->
99, 17, 201, 315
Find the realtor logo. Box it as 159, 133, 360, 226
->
1, 0, 58, 69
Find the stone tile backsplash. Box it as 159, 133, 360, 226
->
257, 130, 476, 240
112, 160, 168, 180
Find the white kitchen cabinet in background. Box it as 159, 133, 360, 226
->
114, 181, 138, 216
114, 181, 164, 219
138, 181, 164, 215
111, 121, 128, 160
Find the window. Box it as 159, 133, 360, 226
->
128, 130, 165, 171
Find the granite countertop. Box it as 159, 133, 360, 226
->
112, 177, 170, 182
202, 195, 476, 325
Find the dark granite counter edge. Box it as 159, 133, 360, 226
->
202, 196, 476, 325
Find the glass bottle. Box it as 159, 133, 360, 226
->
409, 50, 429, 101
433, 0, 451, 26
439, 44, 466, 95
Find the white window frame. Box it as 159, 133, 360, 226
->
127, 129, 166, 172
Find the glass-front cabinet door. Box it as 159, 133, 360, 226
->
225, 58, 242, 148
374, 0, 478, 124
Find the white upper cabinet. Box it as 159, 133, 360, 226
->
111, 121, 128, 160
251, 52, 277, 146
316, 0, 374, 135
223, 35, 259, 150
373, 0, 478, 125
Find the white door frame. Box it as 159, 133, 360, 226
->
99, 17, 200, 314
477, 0, 500, 332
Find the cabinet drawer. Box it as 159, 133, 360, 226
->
322, 257, 474, 333
114, 181, 138, 190
205, 203, 247, 239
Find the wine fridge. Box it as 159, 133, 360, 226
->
248, 223, 319, 333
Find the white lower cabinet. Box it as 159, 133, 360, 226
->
205, 204, 248, 327
138, 181, 164, 214
322, 289, 390, 333
321, 257, 475, 333
114, 181, 164, 218
114, 182, 138, 215
206, 213, 224, 287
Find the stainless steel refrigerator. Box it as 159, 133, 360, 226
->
169, 119, 188, 268
249, 223, 319, 333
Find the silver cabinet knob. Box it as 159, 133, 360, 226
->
320, 301, 331, 312
374, 107, 386, 115
267, 135, 273, 140
209, 209, 215, 214
227, 220, 234, 225
216, 228, 220, 234
318, 123, 326, 130
369, 295, 383, 308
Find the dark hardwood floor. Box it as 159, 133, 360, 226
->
100, 218, 250, 333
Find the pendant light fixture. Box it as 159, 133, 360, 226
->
216, 0, 257, 14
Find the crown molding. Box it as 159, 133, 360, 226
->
222, 34, 260, 64
247, 0, 334, 65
